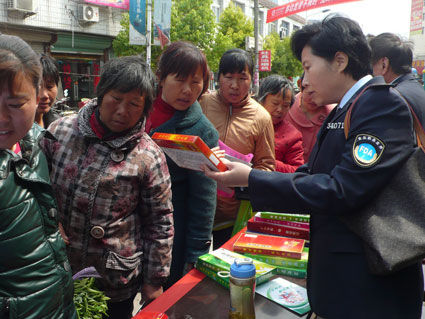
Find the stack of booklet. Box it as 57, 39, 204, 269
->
238, 212, 310, 279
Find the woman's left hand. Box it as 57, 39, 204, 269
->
141, 284, 163, 302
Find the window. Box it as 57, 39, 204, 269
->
259, 11, 264, 36
280, 20, 290, 38
212, 5, 220, 23
268, 21, 277, 34
233, 1, 245, 13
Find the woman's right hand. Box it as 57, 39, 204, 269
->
203, 158, 252, 188
58, 222, 70, 245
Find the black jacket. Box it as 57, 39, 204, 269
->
248, 76, 423, 319
393, 72, 425, 126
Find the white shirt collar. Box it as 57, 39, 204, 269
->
338, 75, 373, 109
390, 75, 403, 84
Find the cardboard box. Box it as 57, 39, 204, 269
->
152, 133, 227, 172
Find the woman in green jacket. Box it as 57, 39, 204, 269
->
0, 34, 76, 319
146, 41, 218, 287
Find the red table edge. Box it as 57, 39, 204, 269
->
139, 227, 246, 314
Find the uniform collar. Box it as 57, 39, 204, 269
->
338, 75, 373, 109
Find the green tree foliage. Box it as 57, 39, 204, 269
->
262, 32, 303, 79
112, 13, 144, 57
217, 2, 253, 49
112, 1, 255, 74
209, 2, 254, 72
113, 1, 216, 71
170, 0, 216, 54
112, 13, 162, 69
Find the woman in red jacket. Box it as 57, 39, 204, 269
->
257, 75, 304, 172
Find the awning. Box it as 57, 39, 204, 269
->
51, 32, 113, 55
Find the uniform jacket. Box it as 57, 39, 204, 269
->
0, 124, 76, 319
200, 90, 275, 225
274, 118, 304, 173
287, 93, 334, 162
248, 77, 423, 318
149, 100, 218, 286
42, 99, 174, 302
392, 72, 425, 126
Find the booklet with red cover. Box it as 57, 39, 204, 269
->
152, 133, 227, 172
247, 217, 309, 240
233, 232, 305, 259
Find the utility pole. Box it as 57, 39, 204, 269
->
146, 0, 152, 67
253, 0, 259, 95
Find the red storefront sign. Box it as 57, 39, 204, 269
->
259, 50, 271, 72
267, 0, 361, 23
62, 63, 72, 90
93, 63, 100, 89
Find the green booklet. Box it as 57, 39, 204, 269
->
196, 248, 276, 289
256, 277, 311, 315
244, 247, 309, 270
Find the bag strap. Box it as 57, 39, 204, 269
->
343, 85, 425, 150
343, 85, 372, 138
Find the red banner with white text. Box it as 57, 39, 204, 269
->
267, 0, 361, 23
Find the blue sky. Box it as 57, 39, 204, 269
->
299, 0, 411, 38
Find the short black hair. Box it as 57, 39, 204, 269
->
39, 53, 59, 85
96, 55, 155, 118
291, 15, 371, 80
218, 48, 253, 78
258, 75, 295, 105
369, 32, 413, 75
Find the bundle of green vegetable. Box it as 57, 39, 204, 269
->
73, 277, 110, 319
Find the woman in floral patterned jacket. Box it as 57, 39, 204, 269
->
42, 56, 174, 319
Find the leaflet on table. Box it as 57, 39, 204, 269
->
256, 277, 311, 315
151, 133, 227, 172
195, 248, 276, 289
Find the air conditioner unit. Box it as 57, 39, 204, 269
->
7, 0, 35, 14
77, 5, 99, 23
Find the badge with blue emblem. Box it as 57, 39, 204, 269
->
352, 134, 385, 168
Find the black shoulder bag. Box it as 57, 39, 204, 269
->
340, 86, 425, 275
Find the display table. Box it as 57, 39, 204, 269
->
138, 228, 308, 319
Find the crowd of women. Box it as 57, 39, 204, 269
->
0, 23, 336, 318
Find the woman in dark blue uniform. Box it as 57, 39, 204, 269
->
204, 16, 423, 319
